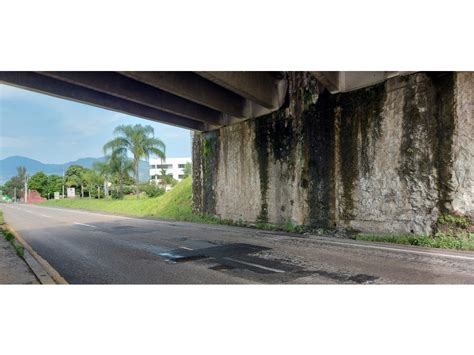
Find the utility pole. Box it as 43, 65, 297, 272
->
24, 173, 28, 204
14, 187, 16, 202
62, 166, 65, 198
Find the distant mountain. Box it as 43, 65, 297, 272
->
0, 155, 150, 184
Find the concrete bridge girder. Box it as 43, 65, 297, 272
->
1, 71, 412, 131
0, 71, 206, 130
1, 71, 290, 131
311, 71, 415, 94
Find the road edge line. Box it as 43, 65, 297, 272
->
5, 225, 68, 285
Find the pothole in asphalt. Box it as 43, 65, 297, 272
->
158, 242, 378, 282
160, 243, 269, 262
159, 243, 297, 274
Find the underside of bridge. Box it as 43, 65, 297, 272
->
1, 71, 473, 234
0, 71, 411, 131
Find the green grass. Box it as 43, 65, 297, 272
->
1, 230, 25, 258
42, 177, 220, 224
2, 229, 15, 242
356, 213, 474, 251
0, 210, 4, 225
14, 244, 25, 258
356, 232, 474, 251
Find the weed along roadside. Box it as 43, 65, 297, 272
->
1, 216, 25, 258
0, 209, 65, 284
356, 214, 474, 251
2, 229, 25, 257
0, 210, 35, 284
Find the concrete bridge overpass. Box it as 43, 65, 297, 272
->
0, 71, 409, 131
1, 71, 472, 236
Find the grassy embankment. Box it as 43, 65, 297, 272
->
42, 177, 218, 224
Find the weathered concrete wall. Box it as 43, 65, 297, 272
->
452, 72, 474, 216
193, 72, 474, 235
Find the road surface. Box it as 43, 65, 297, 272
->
1, 203, 473, 284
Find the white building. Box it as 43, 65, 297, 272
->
149, 157, 192, 183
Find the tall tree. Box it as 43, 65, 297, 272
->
2, 166, 27, 200
2, 178, 20, 200
103, 124, 165, 198
65, 165, 86, 198
83, 169, 103, 198
45, 175, 63, 199
159, 168, 174, 189
93, 160, 111, 198
17, 166, 27, 183
109, 152, 134, 198
29, 171, 48, 197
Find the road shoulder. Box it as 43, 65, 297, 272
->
4, 225, 68, 284
0, 229, 40, 284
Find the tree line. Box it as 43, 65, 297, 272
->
0, 124, 191, 201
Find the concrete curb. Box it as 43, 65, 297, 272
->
4, 225, 68, 285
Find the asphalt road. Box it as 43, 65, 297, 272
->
1, 203, 474, 284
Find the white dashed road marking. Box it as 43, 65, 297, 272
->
223, 257, 286, 273
73, 222, 97, 228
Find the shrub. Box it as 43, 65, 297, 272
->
437, 213, 470, 229
3, 230, 15, 242
139, 183, 165, 198
15, 244, 25, 258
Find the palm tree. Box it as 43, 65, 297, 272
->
83, 169, 103, 199
94, 153, 133, 199
93, 160, 110, 198
103, 124, 166, 198
108, 152, 134, 198
159, 168, 173, 189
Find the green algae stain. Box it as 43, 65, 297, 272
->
399, 73, 456, 213
255, 117, 270, 223
302, 90, 335, 226
201, 132, 219, 214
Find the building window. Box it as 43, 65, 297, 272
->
156, 164, 173, 169
178, 175, 185, 179
178, 164, 186, 168
150, 165, 156, 169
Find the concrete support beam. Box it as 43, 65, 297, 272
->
311, 71, 415, 93
0, 72, 205, 131
40, 72, 222, 126
39, 71, 222, 126
120, 71, 248, 119
196, 71, 288, 110
310, 72, 339, 93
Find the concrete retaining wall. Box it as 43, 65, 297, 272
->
193, 72, 474, 235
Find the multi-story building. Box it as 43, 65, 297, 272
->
149, 157, 192, 183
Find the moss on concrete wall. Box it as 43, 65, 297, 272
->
191, 132, 202, 213
430, 73, 456, 213
302, 90, 336, 227
254, 115, 270, 223
192, 72, 471, 235
192, 131, 220, 215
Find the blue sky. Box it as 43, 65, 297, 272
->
0, 84, 192, 163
